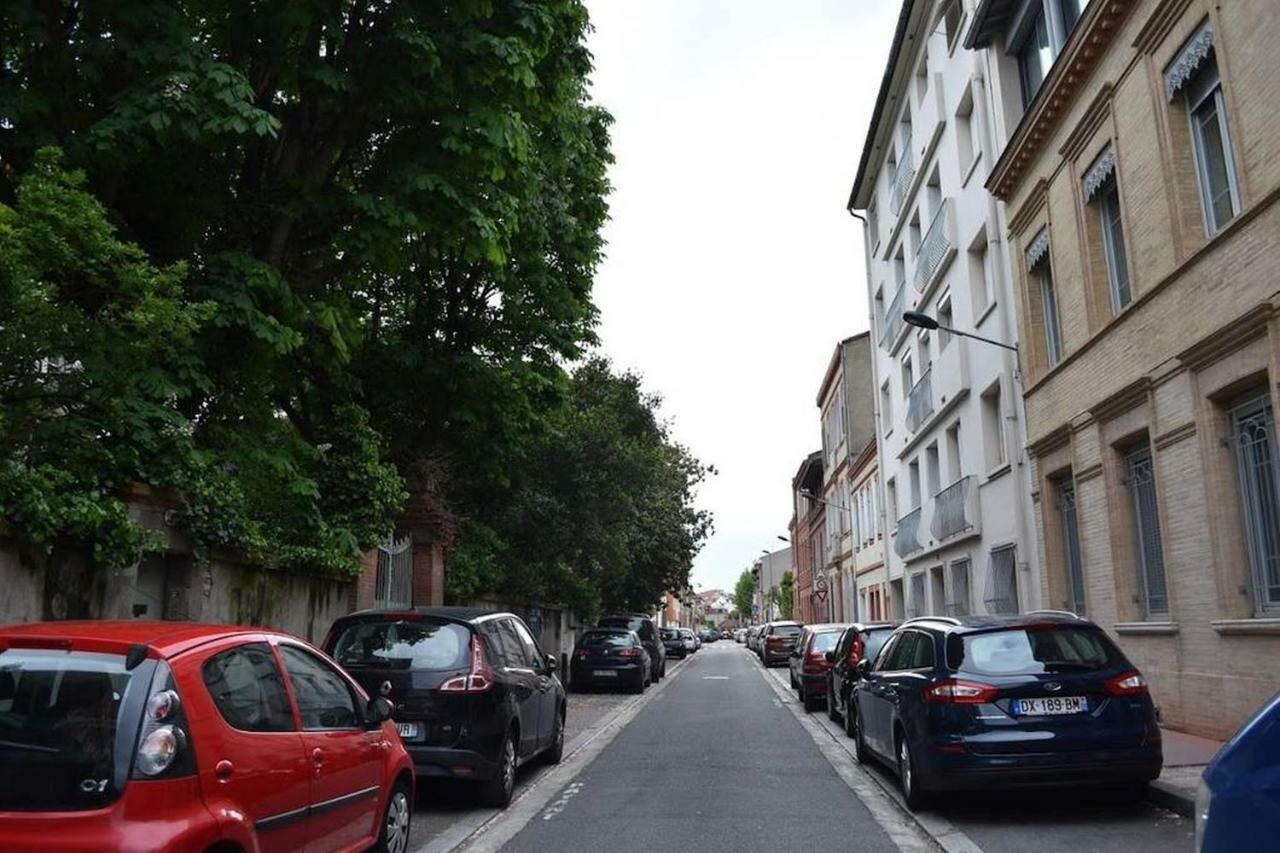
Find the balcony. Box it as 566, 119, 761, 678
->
879, 282, 906, 350
913, 199, 955, 294
889, 136, 916, 217
893, 507, 922, 559
905, 368, 933, 433
930, 475, 979, 542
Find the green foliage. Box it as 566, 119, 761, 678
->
779, 571, 795, 621
448, 358, 714, 618
733, 570, 756, 622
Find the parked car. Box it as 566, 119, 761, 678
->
758, 621, 803, 666
661, 627, 688, 659
789, 623, 848, 712
746, 625, 762, 651
1196, 689, 1280, 852
324, 606, 565, 808
826, 622, 899, 731
700, 629, 718, 644
0, 620, 414, 852
599, 614, 666, 682
849, 613, 1162, 810
569, 629, 651, 693
680, 628, 698, 653
735, 629, 747, 644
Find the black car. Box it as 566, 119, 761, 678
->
849, 614, 1162, 810
826, 622, 898, 730
758, 621, 803, 666
661, 626, 687, 659
599, 614, 666, 682
570, 629, 652, 692
700, 629, 719, 643
323, 606, 565, 808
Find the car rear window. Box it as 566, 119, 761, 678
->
771, 625, 802, 637
581, 632, 634, 648
811, 631, 841, 653
330, 619, 471, 671
601, 617, 653, 639
660, 629, 681, 640
948, 626, 1125, 676
0, 648, 139, 811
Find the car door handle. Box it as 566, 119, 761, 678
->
214, 759, 234, 782
311, 748, 324, 776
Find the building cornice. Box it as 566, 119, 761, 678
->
1131, 0, 1195, 53
1058, 85, 1115, 163
1089, 377, 1150, 422
1008, 178, 1049, 237
986, 0, 1138, 201
1175, 304, 1275, 373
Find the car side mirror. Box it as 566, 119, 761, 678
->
366, 696, 393, 727
824, 651, 835, 664
855, 660, 870, 678
545, 655, 558, 673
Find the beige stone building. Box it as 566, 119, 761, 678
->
969, 0, 1280, 738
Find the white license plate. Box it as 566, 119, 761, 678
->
395, 722, 420, 739
592, 669, 618, 677
1013, 696, 1088, 716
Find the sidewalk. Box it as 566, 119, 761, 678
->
1147, 727, 1224, 817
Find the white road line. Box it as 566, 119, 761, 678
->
702, 675, 729, 680
753, 653, 985, 853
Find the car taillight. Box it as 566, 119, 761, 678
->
618, 648, 640, 658
1104, 670, 1149, 696
767, 636, 783, 644
133, 663, 193, 779
923, 679, 999, 704
440, 636, 495, 693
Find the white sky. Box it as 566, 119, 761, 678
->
584, 1, 900, 595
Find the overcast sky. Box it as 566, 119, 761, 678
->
584, 1, 900, 595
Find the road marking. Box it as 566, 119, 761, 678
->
754, 656, 985, 853
539, 781, 583, 821
702, 675, 729, 680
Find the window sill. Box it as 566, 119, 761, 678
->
960, 151, 983, 189
981, 462, 1012, 485
974, 299, 998, 329
1114, 621, 1179, 636
1211, 618, 1280, 636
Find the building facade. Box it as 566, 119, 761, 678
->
817, 334, 877, 621
849, 437, 890, 620
849, 0, 1041, 623
968, 0, 1280, 739
789, 451, 826, 623
752, 546, 791, 623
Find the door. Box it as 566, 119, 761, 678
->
882, 630, 936, 747
491, 619, 542, 759
831, 630, 855, 715
511, 618, 558, 750
277, 643, 385, 853
863, 632, 916, 757
188, 639, 311, 852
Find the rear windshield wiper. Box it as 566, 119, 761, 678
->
0, 739, 60, 754
1041, 662, 1099, 672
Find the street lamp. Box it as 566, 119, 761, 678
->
903, 310, 1018, 353
776, 535, 790, 543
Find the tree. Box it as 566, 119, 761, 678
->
446, 358, 713, 618
1, 1, 610, 574
779, 571, 795, 620
733, 570, 755, 622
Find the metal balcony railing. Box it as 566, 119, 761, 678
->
931, 475, 974, 541
879, 282, 906, 350
889, 137, 916, 217
905, 368, 933, 433
913, 201, 951, 292
893, 507, 923, 558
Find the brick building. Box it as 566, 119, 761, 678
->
789, 451, 825, 623
969, 0, 1280, 738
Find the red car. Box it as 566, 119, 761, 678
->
0, 621, 414, 853
788, 623, 849, 712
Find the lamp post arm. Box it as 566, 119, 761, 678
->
939, 325, 1019, 353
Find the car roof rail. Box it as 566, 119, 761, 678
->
901, 616, 961, 627
1027, 609, 1083, 620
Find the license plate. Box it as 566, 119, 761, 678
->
395, 722, 421, 739
1013, 696, 1088, 716
592, 669, 617, 677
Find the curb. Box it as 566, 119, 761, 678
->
1147, 780, 1195, 818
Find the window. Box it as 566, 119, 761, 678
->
331, 618, 470, 671
950, 625, 1123, 677
1230, 393, 1280, 614
908, 460, 922, 510
908, 209, 922, 258
968, 230, 992, 317
956, 87, 977, 176
1186, 56, 1240, 234
984, 544, 1018, 614
937, 294, 954, 350
881, 380, 893, 433
868, 202, 880, 252
915, 51, 929, 104
510, 619, 545, 668
1125, 444, 1169, 616
203, 643, 295, 732
1036, 261, 1063, 366
941, 0, 964, 50
925, 442, 941, 498
981, 382, 1006, 471
279, 645, 359, 730
945, 421, 962, 483
902, 355, 914, 397
947, 559, 972, 617
1017, 4, 1053, 107
886, 477, 898, 524
1056, 478, 1087, 615
1096, 176, 1130, 311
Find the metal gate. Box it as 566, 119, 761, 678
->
375, 535, 413, 609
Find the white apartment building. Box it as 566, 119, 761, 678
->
752, 546, 791, 623
847, 0, 1040, 620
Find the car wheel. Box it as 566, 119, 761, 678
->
827, 681, 840, 722
802, 687, 821, 713
373, 779, 412, 853
789, 670, 797, 689
481, 729, 518, 808
898, 735, 927, 811
541, 706, 565, 765
848, 705, 866, 762
632, 672, 646, 694
660, 661, 666, 678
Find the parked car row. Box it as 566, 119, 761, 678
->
749, 612, 1165, 812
